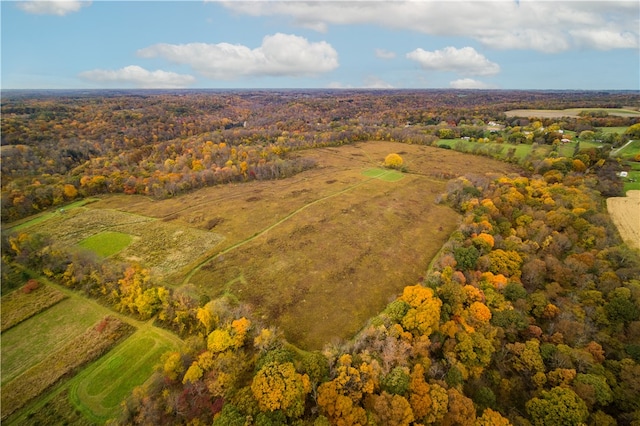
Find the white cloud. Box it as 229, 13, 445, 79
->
362, 76, 395, 89
17, 0, 90, 16
449, 78, 493, 89
375, 48, 396, 60
79, 66, 195, 88
570, 29, 639, 50
220, 1, 639, 52
137, 33, 338, 80
407, 46, 500, 76
327, 76, 394, 89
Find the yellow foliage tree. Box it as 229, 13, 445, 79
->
384, 153, 404, 169
409, 364, 432, 420
317, 381, 368, 426
475, 408, 512, 425
231, 317, 251, 348
162, 351, 184, 381
207, 328, 234, 353
62, 184, 78, 199
400, 285, 442, 337
424, 382, 449, 424
370, 392, 415, 426
251, 361, 310, 418
182, 361, 203, 384
468, 301, 492, 325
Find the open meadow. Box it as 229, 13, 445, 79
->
505, 107, 640, 119
66, 141, 520, 349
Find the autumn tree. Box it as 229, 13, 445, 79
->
526, 386, 588, 426
251, 361, 310, 418
384, 153, 404, 169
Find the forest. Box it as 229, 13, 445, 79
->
1, 89, 640, 425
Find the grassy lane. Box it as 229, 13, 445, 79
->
68, 327, 179, 422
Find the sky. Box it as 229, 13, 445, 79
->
1, 0, 639, 90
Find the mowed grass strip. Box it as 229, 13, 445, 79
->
78, 231, 133, 258
1, 297, 105, 385
362, 167, 405, 182
0, 316, 135, 421
70, 328, 179, 421
0, 284, 67, 332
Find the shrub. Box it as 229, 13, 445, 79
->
22, 279, 40, 294
384, 153, 404, 169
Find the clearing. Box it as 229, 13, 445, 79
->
15, 141, 520, 350
607, 190, 640, 250
505, 108, 640, 119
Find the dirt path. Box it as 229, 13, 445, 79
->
607, 190, 640, 250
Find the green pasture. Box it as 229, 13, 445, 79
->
362, 167, 405, 182
68, 328, 179, 422
0, 297, 104, 386
597, 126, 629, 135
78, 231, 133, 258
443, 138, 610, 164
622, 161, 640, 192
613, 140, 640, 159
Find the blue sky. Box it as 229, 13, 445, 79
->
2, 0, 639, 90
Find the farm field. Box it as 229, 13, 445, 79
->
505, 107, 640, 118
607, 190, 640, 250
0, 277, 181, 424
1, 296, 106, 386
0, 283, 67, 332
85, 141, 520, 349
440, 138, 604, 162
67, 326, 179, 422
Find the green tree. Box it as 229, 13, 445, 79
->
526, 387, 588, 426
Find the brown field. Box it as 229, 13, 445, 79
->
607, 190, 640, 250
505, 107, 640, 119
70, 142, 520, 349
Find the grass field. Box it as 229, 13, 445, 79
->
1, 297, 105, 386
362, 167, 406, 182
78, 231, 133, 258
24, 207, 224, 277
505, 108, 640, 119
7, 199, 97, 232
6, 141, 519, 351
597, 126, 629, 135
83, 141, 517, 350
1, 316, 134, 421
442, 138, 608, 164
68, 327, 179, 422
0, 283, 67, 332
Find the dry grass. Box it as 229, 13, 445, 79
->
0, 284, 67, 332
607, 190, 640, 250
505, 108, 640, 119
26, 207, 223, 277
60, 142, 520, 350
